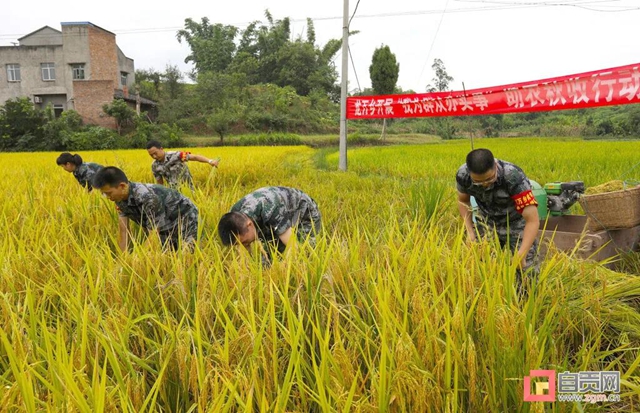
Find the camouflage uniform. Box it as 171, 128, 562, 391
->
151, 151, 194, 190
456, 159, 539, 277
116, 182, 199, 250
231, 186, 322, 263
73, 162, 103, 191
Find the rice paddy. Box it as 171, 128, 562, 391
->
1, 138, 639, 411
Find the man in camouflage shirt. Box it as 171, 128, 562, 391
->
456, 149, 540, 290
92, 166, 199, 252
218, 186, 322, 266
146, 140, 220, 190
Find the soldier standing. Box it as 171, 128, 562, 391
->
456, 149, 540, 292
217, 186, 322, 266
56, 153, 103, 191
92, 166, 199, 252
146, 140, 220, 190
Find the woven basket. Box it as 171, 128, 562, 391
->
579, 185, 640, 232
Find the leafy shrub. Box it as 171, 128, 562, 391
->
102, 99, 136, 135
347, 132, 381, 146
127, 120, 184, 149
0, 98, 46, 151
67, 127, 119, 150
237, 133, 303, 146
42, 110, 84, 151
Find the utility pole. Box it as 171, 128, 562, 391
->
339, 0, 349, 171
135, 84, 141, 116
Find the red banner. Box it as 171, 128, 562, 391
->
347, 63, 640, 119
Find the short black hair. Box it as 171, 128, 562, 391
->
56, 152, 82, 166
92, 166, 129, 189
466, 149, 495, 174
218, 212, 250, 246
146, 140, 163, 150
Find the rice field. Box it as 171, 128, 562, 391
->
1, 138, 640, 412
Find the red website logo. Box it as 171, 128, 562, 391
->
524, 370, 556, 402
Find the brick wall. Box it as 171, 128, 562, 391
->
88, 26, 117, 84
70, 26, 119, 129
73, 80, 116, 128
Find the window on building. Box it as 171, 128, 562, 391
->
53, 104, 64, 118
41, 63, 56, 81
6, 64, 21, 82
120, 72, 128, 86
71, 64, 85, 80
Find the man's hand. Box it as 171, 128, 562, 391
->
512, 250, 527, 269
457, 191, 477, 243
464, 235, 477, 248
189, 154, 220, 167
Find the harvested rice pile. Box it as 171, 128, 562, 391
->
585, 180, 627, 195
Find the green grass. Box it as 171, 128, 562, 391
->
183, 133, 442, 148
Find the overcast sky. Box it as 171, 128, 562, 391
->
3, 0, 639, 93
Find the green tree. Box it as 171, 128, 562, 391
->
369, 45, 399, 95
207, 105, 242, 144
42, 110, 84, 150
102, 99, 136, 135
426, 59, 456, 139
163, 64, 184, 100
627, 105, 640, 135
178, 11, 341, 97
191, 72, 248, 137
426, 58, 453, 92
176, 17, 238, 78
0, 98, 46, 151
135, 68, 162, 101
369, 45, 400, 139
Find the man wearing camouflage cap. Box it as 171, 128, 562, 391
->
146, 140, 220, 190
456, 149, 540, 292
218, 186, 322, 266
93, 166, 199, 252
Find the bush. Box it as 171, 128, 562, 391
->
127, 120, 184, 149
102, 99, 136, 135
67, 127, 119, 150
236, 133, 303, 146
436, 119, 457, 140
596, 119, 614, 136
413, 119, 436, 135
347, 132, 381, 146
0, 98, 46, 151
42, 110, 84, 151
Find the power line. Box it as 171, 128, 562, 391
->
347, 0, 363, 92
3, 1, 635, 40
348, 46, 362, 93
349, 0, 362, 28
454, 0, 640, 12
417, 0, 451, 89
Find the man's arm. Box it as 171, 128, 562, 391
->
151, 168, 164, 185
188, 154, 219, 167
516, 205, 540, 266
118, 216, 130, 252
278, 227, 293, 246
457, 191, 476, 242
